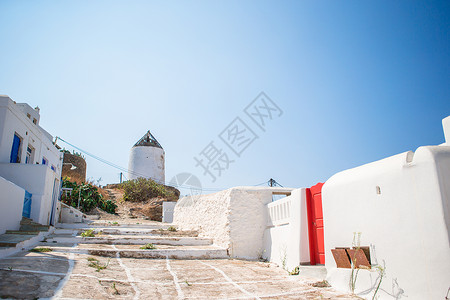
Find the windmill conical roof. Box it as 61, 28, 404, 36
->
133, 130, 163, 149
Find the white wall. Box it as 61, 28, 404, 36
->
16, 103, 40, 125
162, 201, 176, 223
173, 186, 294, 259
0, 164, 59, 225
174, 189, 232, 249
262, 188, 310, 271
0, 96, 62, 171
322, 146, 450, 299
228, 188, 273, 258
0, 176, 25, 234
60, 202, 85, 223
128, 146, 165, 183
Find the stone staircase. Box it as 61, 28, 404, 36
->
19, 217, 50, 232
43, 221, 228, 259
0, 217, 51, 248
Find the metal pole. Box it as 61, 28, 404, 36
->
77, 186, 82, 210
120, 172, 122, 184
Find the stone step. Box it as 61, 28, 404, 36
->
0, 234, 40, 247
56, 222, 172, 230
0, 242, 18, 247
19, 225, 50, 232
47, 244, 228, 259
54, 228, 198, 237
20, 217, 34, 223
20, 218, 42, 226
46, 235, 213, 246
100, 228, 198, 237
5, 230, 40, 235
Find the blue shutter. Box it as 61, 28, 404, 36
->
10, 134, 21, 163
22, 191, 32, 218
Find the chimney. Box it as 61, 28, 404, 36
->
443, 116, 450, 145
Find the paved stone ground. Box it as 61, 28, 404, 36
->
0, 251, 358, 299
0, 221, 358, 299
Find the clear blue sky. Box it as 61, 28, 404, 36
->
1, 1, 449, 192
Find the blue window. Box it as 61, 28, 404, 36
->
10, 134, 21, 163
25, 146, 33, 164
42, 157, 48, 165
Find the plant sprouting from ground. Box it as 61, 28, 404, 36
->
257, 249, 268, 262
350, 232, 362, 294
348, 233, 386, 298
372, 261, 386, 300
280, 247, 287, 271
312, 280, 331, 288
29, 247, 52, 253
140, 243, 156, 250
167, 226, 177, 232
87, 257, 110, 272
81, 229, 95, 237
289, 266, 300, 275
111, 282, 119, 295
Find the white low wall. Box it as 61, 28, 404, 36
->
174, 189, 232, 250
322, 146, 450, 300
173, 186, 294, 259
59, 202, 86, 223
0, 164, 60, 225
162, 202, 176, 223
0, 176, 25, 234
262, 188, 310, 271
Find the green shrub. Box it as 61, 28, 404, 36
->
29, 247, 52, 253
120, 178, 175, 202
61, 178, 117, 214
61, 149, 85, 159
140, 243, 156, 250
81, 229, 95, 237
167, 226, 177, 232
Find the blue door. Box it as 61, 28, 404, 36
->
10, 134, 21, 163
22, 191, 32, 218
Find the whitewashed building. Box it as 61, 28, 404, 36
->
128, 130, 165, 183
0, 95, 63, 234
322, 116, 450, 299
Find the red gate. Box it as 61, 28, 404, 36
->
306, 182, 325, 265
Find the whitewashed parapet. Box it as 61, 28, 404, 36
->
267, 196, 292, 227
263, 188, 310, 270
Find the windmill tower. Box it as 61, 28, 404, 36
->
128, 130, 165, 183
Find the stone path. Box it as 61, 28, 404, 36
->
0, 221, 358, 299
